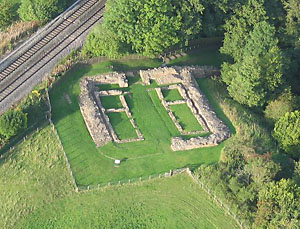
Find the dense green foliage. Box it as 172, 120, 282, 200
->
221, 20, 283, 107
264, 89, 298, 122
0, 110, 27, 139
82, 0, 204, 57
273, 110, 300, 158
0, 0, 18, 30
18, 0, 66, 22
255, 179, 300, 228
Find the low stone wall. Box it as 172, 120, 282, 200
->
85, 72, 128, 88
140, 66, 230, 151
79, 72, 144, 146
78, 78, 112, 147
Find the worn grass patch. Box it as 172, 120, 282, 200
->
107, 112, 137, 140
170, 103, 203, 132
162, 88, 183, 101
100, 95, 123, 109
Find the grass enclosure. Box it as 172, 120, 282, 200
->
50, 57, 232, 186
170, 103, 203, 132
162, 88, 183, 101
107, 112, 137, 140
100, 95, 123, 109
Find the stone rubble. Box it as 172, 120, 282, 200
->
79, 72, 144, 147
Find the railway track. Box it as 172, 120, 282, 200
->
0, 0, 106, 113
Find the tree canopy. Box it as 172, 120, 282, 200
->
18, 0, 66, 22
273, 110, 300, 158
221, 21, 284, 107
0, 110, 27, 139
82, 0, 204, 58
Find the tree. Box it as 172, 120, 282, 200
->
281, 0, 300, 48
18, 0, 66, 22
221, 21, 284, 107
0, 110, 27, 139
255, 179, 300, 228
264, 89, 298, 122
220, 0, 267, 61
245, 157, 280, 187
0, 0, 18, 30
82, 0, 204, 57
273, 110, 300, 158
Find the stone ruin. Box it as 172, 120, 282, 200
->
140, 66, 230, 151
78, 72, 143, 147
78, 66, 230, 151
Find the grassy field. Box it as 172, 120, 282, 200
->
162, 88, 183, 101
50, 57, 232, 186
0, 125, 238, 228
0, 126, 73, 228
170, 103, 204, 132
18, 173, 239, 229
107, 112, 137, 140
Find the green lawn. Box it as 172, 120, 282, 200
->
50, 58, 231, 186
107, 112, 137, 140
162, 88, 183, 101
100, 95, 123, 109
170, 103, 203, 132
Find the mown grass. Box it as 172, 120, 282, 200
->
107, 112, 137, 140
162, 88, 183, 101
50, 58, 230, 186
100, 95, 123, 109
170, 103, 204, 132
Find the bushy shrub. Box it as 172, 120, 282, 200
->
273, 110, 300, 158
18, 0, 66, 22
0, 0, 18, 30
0, 110, 27, 139
264, 89, 298, 122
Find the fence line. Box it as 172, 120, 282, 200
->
45, 90, 79, 192
77, 168, 189, 192
186, 169, 246, 229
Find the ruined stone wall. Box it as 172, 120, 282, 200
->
140, 66, 230, 151
78, 78, 112, 147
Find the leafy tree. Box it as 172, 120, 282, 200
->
281, 0, 300, 48
264, 89, 298, 122
0, 0, 18, 30
273, 110, 300, 158
18, 0, 66, 22
220, 0, 267, 61
245, 157, 280, 187
0, 110, 27, 139
83, 0, 204, 57
221, 21, 284, 107
255, 179, 300, 228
